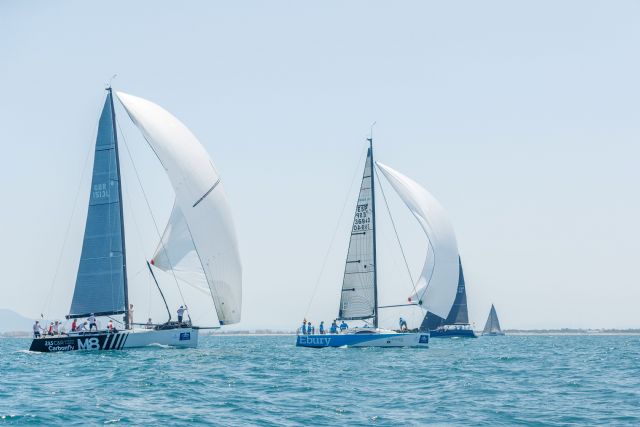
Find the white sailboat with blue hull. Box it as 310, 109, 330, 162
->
30, 87, 242, 352
297, 137, 460, 348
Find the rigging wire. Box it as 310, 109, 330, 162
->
121, 168, 155, 322
303, 145, 368, 318
114, 118, 190, 310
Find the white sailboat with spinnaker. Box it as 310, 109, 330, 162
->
297, 136, 460, 348
30, 87, 241, 352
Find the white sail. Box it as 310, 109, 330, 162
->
117, 92, 242, 325
339, 148, 376, 320
376, 162, 459, 319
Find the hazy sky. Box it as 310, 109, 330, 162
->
1, 1, 639, 330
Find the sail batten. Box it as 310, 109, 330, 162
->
69, 90, 127, 318
116, 92, 242, 325
338, 148, 376, 321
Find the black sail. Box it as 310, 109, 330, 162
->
69, 90, 127, 318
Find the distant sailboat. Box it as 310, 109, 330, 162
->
30, 87, 242, 352
297, 137, 459, 348
482, 304, 504, 336
420, 258, 477, 338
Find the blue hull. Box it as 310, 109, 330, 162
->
429, 329, 477, 338
296, 332, 429, 348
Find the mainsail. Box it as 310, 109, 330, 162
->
376, 162, 459, 319
117, 92, 242, 325
483, 304, 503, 334
338, 147, 376, 321
69, 90, 127, 318
420, 257, 469, 330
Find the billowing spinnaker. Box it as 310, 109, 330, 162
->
117, 91, 242, 325
376, 162, 459, 318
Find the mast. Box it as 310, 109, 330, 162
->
368, 136, 379, 329
108, 86, 130, 329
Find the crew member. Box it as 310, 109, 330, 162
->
107, 320, 114, 332
399, 317, 408, 331
300, 319, 307, 335
329, 321, 338, 334
77, 321, 88, 332
127, 304, 134, 328
32, 321, 41, 338
71, 318, 77, 332
146, 318, 153, 329
319, 321, 325, 335
177, 305, 187, 323
339, 320, 349, 332
52, 321, 60, 335
88, 313, 97, 332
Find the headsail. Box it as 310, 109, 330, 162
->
420, 257, 469, 330
69, 90, 127, 318
117, 92, 242, 325
483, 304, 503, 334
376, 162, 459, 319
338, 148, 376, 320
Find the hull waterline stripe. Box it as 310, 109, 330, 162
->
119, 333, 129, 349
112, 333, 123, 350
102, 334, 112, 350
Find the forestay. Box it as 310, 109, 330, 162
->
376, 162, 459, 319
339, 148, 376, 320
117, 92, 242, 325
69, 91, 126, 318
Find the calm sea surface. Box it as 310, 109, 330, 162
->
0, 335, 638, 426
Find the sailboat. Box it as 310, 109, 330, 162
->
296, 138, 460, 348
30, 87, 242, 352
419, 258, 477, 338
482, 304, 505, 336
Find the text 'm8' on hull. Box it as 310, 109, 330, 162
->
30, 327, 198, 353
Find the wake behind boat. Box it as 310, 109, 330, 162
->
30, 87, 242, 352
297, 136, 461, 348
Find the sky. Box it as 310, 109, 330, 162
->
1, 1, 639, 330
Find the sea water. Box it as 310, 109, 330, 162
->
0, 335, 638, 426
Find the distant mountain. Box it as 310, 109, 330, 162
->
0, 309, 35, 333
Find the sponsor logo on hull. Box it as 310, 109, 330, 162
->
296, 333, 429, 348
31, 333, 131, 352
297, 336, 332, 346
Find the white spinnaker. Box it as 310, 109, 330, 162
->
376, 162, 459, 318
117, 92, 242, 325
